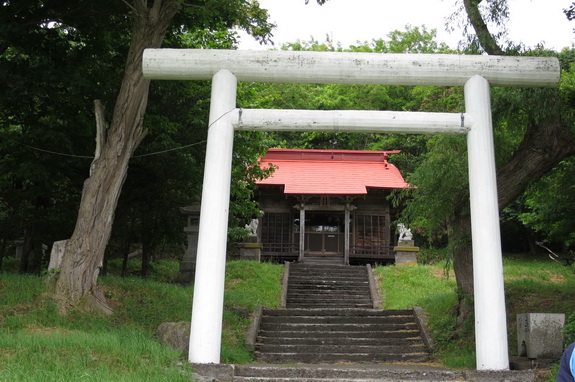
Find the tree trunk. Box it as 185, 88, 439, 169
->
0, 237, 7, 272
141, 234, 152, 279
54, 0, 181, 314
19, 226, 35, 273
448, 213, 474, 333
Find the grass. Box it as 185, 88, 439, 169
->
0, 259, 283, 381
0, 254, 572, 381
374, 253, 575, 380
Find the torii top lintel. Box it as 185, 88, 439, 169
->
143, 49, 560, 88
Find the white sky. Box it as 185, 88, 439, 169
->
237, 0, 574, 52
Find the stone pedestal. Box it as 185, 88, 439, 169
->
174, 203, 200, 284
517, 313, 565, 359
238, 236, 261, 261
393, 239, 419, 265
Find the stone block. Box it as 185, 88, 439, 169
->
393, 245, 419, 265
517, 313, 565, 359
156, 321, 190, 357
239, 242, 261, 261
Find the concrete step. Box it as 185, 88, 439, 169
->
262, 309, 414, 317
257, 330, 421, 339
286, 303, 374, 309
289, 267, 366, 273
285, 302, 373, 308
288, 276, 367, 283
255, 352, 430, 364
286, 296, 372, 302
256, 343, 428, 354
288, 281, 368, 286
257, 336, 424, 345
259, 322, 418, 332
193, 364, 536, 382
260, 315, 416, 325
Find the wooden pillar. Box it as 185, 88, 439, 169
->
344, 204, 353, 265
299, 204, 305, 262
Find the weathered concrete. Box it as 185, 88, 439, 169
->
393, 245, 419, 265
144, 49, 560, 87
245, 305, 262, 353
366, 264, 381, 309
238, 236, 261, 261
192, 363, 536, 382
413, 306, 436, 353
517, 313, 565, 359
280, 262, 290, 308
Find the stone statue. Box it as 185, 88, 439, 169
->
245, 218, 258, 237
397, 223, 413, 241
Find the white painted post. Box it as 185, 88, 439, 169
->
188, 69, 237, 364
464, 75, 509, 370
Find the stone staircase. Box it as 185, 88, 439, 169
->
254, 263, 431, 364
286, 263, 373, 308
193, 262, 535, 382
255, 308, 429, 364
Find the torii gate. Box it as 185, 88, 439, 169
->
143, 49, 560, 370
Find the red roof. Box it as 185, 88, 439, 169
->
256, 149, 409, 195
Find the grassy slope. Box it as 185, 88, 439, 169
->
374, 253, 575, 380
0, 260, 283, 381
0, 256, 572, 381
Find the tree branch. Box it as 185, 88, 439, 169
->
496, 95, 575, 209
462, 0, 504, 55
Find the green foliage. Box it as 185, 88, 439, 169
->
563, 313, 575, 345
517, 52, 575, 249
397, 135, 469, 243
520, 158, 575, 247
358, 25, 452, 54
0, 0, 277, 273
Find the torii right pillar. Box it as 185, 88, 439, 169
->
465, 75, 508, 370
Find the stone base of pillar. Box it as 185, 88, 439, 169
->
393, 243, 419, 265
238, 236, 261, 261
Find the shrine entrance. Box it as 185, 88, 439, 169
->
305, 212, 344, 256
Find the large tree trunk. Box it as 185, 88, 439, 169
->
54, 0, 180, 314
448, 213, 474, 334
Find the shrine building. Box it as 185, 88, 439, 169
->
254, 148, 410, 265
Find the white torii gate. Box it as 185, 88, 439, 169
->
143, 49, 560, 370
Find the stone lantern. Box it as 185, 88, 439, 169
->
174, 202, 201, 284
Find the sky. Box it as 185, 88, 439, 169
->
237, 0, 574, 52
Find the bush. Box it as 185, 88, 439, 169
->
563, 313, 575, 346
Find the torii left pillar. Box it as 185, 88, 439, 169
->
188, 69, 237, 363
